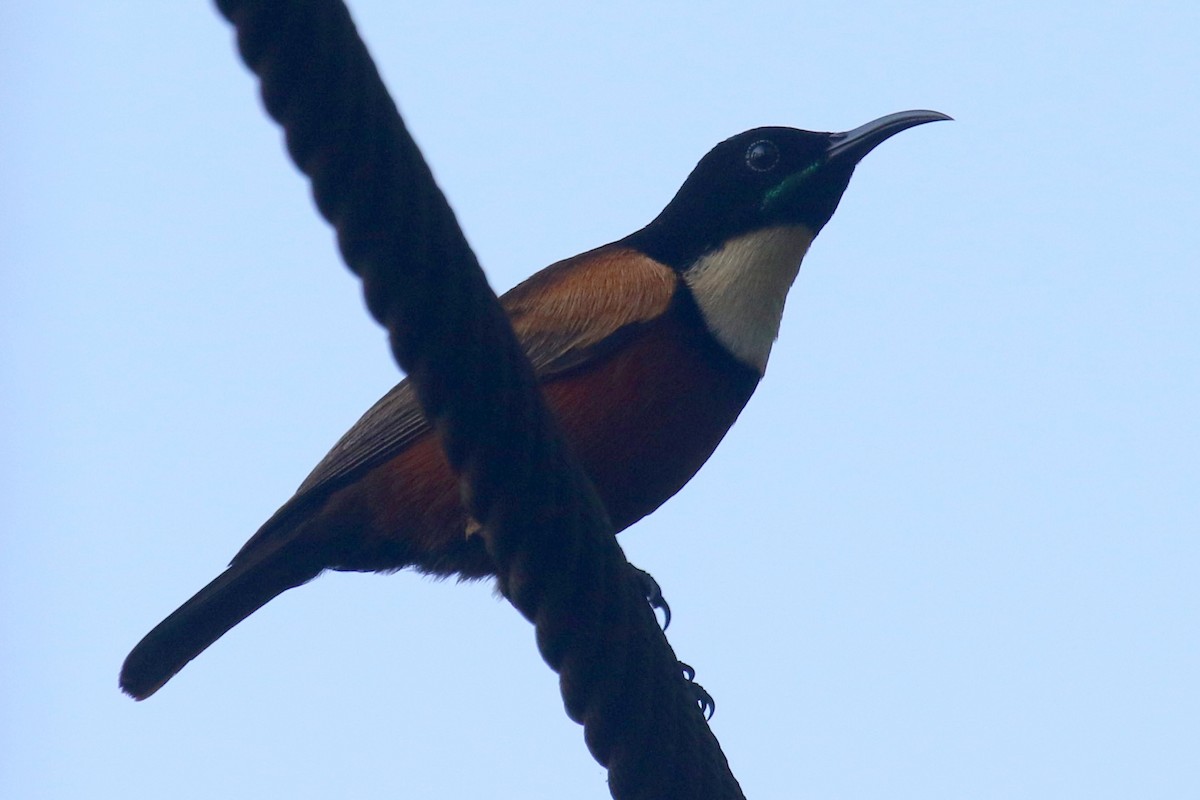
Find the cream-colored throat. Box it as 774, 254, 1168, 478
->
683, 224, 814, 373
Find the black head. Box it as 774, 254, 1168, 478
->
627, 110, 951, 270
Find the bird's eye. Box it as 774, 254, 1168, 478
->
745, 140, 780, 172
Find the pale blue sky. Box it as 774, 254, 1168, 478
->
4, 3, 1198, 798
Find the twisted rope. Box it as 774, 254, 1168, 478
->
212, 2, 745, 797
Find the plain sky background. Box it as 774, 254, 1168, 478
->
3, 2, 1198, 798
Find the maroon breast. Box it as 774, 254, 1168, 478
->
541, 292, 761, 531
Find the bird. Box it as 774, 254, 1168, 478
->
120, 109, 950, 700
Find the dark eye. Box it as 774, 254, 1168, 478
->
745, 139, 780, 172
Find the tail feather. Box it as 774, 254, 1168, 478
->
120, 548, 323, 700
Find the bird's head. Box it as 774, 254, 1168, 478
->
632, 110, 952, 267
628, 110, 950, 372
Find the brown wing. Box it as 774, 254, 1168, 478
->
242, 244, 677, 550
505, 243, 680, 375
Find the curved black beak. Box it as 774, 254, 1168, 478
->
826, 110, 952, 166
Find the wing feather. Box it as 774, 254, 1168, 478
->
266, 245, 676, 521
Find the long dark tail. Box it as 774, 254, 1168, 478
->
120, 544, 324, 700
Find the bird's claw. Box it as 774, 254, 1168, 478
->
629, 564, 671, 630
678, 661, 715, 719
